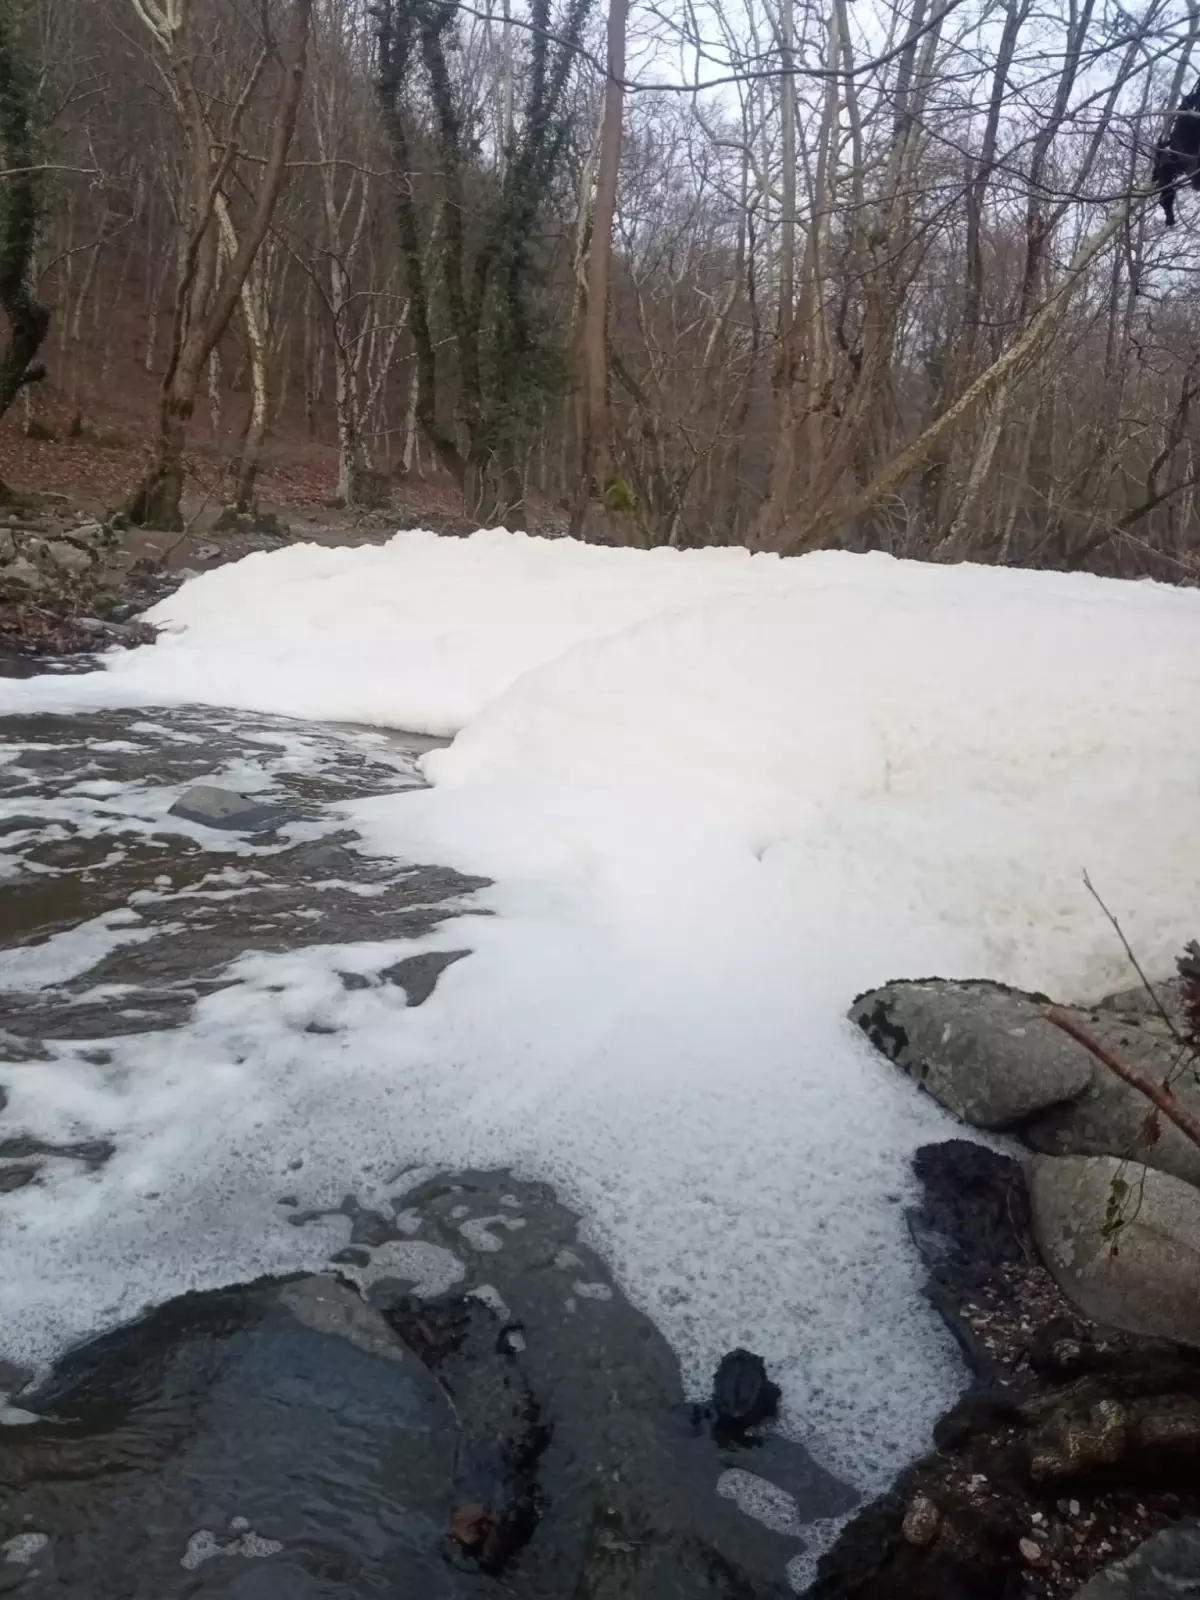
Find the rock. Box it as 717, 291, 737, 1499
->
1, 557, 42, 590
168, 783, 296, 832
850, 980, 1092, 1129
1030, 1155, 1200, 1349
906, 1142, 1033, 1378
807, 1137, 1200, 1600
1073, 1519, 1200, 1597
1099, 978, 1189, 1032
379, 948, 471, 1006
44, 540, 94, 572
902, 1495, 941, 1546
0, 1358, 32, 1394
0, 1135, 113, 1168
1027, 1397, 1129, 1483
1022, 1012, 1200, 1189
711, 1348, 781, 1436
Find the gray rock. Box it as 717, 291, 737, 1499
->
0, 1357, 33, 1394
42, 539, 96, 573
379, 948, 470, 1006
168, 784, 295, 832
1030, 1154, 1200, 1349
1, 556, 42, 589
851, 980, 1092, 1129
1023, 1011, 1200, 1188
1099, 977, 1188, 1030
853, 980, 1200, 1184
1072, 1519, 1200, 1597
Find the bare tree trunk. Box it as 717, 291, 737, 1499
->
127, 0, 314, 530
0, 4, 50, 429
570, 0, 632, 543
207, 347, 222, 433
216, 199, 270, 514
747, 0, 798, 550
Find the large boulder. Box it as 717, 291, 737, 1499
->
1030, 1154, 1200, 1349
851, 980, 1092, 1129
1022, 1010, 1200, 1189
852, 979, 1200, 1187
1072, 1520, 1200, 1598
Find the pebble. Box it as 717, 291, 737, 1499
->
1019, 1538, 1044, 1564
902, 1495, 941, 1547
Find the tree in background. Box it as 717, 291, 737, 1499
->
14, 0, 1200, 573
569, 0, 630, 543
0, 0, 49, 439
374, 0, 593, 525
125, 0, 314, 530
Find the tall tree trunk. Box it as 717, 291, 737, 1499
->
0, 0, 50, 428
127, 0, 314, 529
747, 0, 798, 551
570, 0, 631, 542
218, 201, 270, 514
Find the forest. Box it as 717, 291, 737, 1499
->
4, 0, 1200, 572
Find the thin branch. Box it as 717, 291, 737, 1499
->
1046, 1007, 1200, 1150
1081, 870, 1186, 1046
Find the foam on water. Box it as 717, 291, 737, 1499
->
3, 532, 1200, 1513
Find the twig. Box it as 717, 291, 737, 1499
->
1081, 870, 1185, 1045
1046, 1006, 1200, 1149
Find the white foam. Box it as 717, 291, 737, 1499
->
717, 1469, 805, 1536
332, 1239, 465, 1299
2, 1533, 49, 1564
2, 533, 1200, 1507
181, 1526, 282, 1570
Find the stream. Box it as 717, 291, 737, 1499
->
0, 704, 854, 1597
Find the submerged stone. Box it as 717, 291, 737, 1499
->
168, 783, 295, 832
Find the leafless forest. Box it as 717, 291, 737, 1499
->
8, 0, 1200, 570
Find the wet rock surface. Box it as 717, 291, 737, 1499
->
0, 707, 479, 1066
167, 782, 300, 831
811, 1141, 1200, 1600
0, 1170, 851, 1598
709, 1348, 783, 1440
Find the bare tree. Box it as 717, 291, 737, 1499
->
0, 0, 49, 436
569, 0, 630, 541
125, 0, 314, 530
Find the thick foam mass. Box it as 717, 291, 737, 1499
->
3, 532, 1200, 1508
